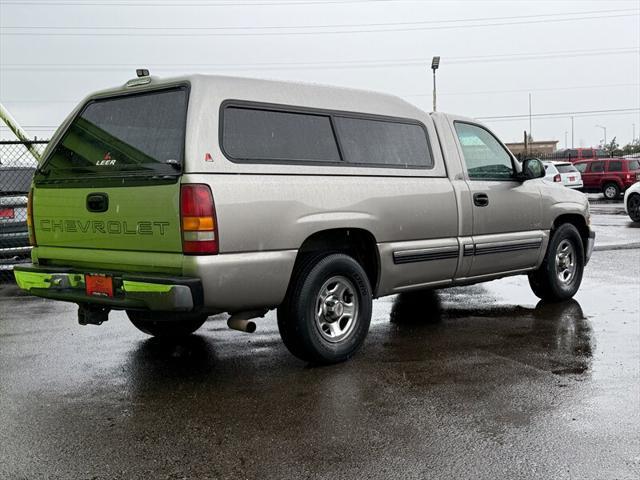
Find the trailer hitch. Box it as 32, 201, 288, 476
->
78, 304, 110, 326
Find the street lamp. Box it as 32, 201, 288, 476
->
595, 124, 607, 146
431, 56, 440, 112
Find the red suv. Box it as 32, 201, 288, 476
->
574, 158, 640, 199
557, 148, 608, 163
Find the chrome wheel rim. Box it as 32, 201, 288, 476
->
605, 186, 617, 198
555, 239, 576, 284
314, 276, 358, 343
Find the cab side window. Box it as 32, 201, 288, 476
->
454, 122, 514, 180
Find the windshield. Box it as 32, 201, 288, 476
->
37, 86, 188, 181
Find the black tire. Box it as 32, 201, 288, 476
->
602, 182, 620, 200
126, 310, 208, 337
627, 193, 640, 223
277, 253, 372, 364
528, 223, 585, 302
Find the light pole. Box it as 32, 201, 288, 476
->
595, 124, 607, 146
564, 131, 568, 149
431, 56, 440, 112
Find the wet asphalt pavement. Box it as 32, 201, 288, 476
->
1, 216, 639, 479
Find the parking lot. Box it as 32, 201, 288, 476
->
1, 206, 638, 480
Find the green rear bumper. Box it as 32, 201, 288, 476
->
14, 264, 203, 312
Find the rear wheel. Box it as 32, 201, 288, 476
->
603, 183, 620, 200
528, 223, 585, 302
277, 253, 372, 364
627, 193, 640, 222
126, 311, 208, 337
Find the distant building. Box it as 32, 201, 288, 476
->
505, 140, 559, 156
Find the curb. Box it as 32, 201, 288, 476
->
594, 242, 640, 252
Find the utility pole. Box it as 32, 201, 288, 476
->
634, 123, 636, 142
528, 93, 532, 141
571, 116, 575, 148
431, 56, 440, 112
564, 131, 568, 149
596, 124, 607, 146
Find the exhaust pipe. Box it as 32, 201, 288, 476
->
227, 318, 256, 333
227, 309, 267, 333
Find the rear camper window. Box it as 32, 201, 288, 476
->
222, 107, 340, 163
334, 117, 432, 168
38, 87, 188, 181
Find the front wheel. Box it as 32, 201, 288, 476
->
528, 223, 585, 302
277, 253, 372, 364
627, 193, 640, 222
603, 183, 620, 200
126, 311, 208, 337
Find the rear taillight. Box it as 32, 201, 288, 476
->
180, 184, 218, 255
553, 174, 561, 182
27, 188, 36, 246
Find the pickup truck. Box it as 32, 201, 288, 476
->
14, 73, 595, 364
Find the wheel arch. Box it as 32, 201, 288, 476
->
291, 228, 380, 296
552, 213, 589, 254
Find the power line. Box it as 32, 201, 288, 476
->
0, 0, 610, 6
3, 48, 637, 71
2, 8, 636, 31
5, 81, 640, 102
2, 10, 637, 36
404, 83, 640, 97
477, 108, 640, 120
0, 0, 401, 6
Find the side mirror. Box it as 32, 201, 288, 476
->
520, 158, 545, 181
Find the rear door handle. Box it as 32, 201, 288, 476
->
473, 193, 489, 207
86, 193, 109, 213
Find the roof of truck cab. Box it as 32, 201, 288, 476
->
91, 74, 433, 121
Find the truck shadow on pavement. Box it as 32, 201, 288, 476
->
386, 288, 593, 378
124, 286, 593, 399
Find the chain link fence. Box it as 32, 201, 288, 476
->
0, 140, 48, 282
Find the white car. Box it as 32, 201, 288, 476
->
623, 181, 640, 222
543, 161, 583, 189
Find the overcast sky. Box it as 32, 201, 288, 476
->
1, 0, 639, 148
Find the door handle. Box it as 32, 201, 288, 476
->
473, 193, 489, 207
86, 193, 109, 213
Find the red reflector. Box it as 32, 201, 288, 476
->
180, 184, 218, 255
0, 208, 14, 219
183, 240, 218, 254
